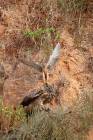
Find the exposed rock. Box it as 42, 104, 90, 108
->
1, 6, 92, 113
2, 26, 93, 111
2, 54, 42, 106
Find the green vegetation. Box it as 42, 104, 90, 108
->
23, 27, 61, 56
0, 0, 92, 140
24, 28, 55, 39
0, 91, 93, 140
0, 97, 26, 131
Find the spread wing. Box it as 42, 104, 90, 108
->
46, 43, 61, 69
18, 58, 43, 72
18, 43, 61, 72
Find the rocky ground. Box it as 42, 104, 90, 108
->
0, 0, 93, 139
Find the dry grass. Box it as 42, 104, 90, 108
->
0, 0, 93, 140
0, 91, 93, 140
0, 0, 89, 59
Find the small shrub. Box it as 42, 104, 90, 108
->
24, 28, 55, 39
1, 91, 93, 140
23, 27, 61, 57
0, 96, 26, 132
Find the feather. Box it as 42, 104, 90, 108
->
18, 58, 43, 72
46, 42, 61, 69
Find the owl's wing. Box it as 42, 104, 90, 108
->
46, 42, 61, 69
20, 89, 44, 107
18, 43, 61, 73
18, 58, 43, 72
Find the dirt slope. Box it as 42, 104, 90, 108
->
0, 0, 92, 111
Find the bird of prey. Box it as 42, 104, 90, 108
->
18, 42, 61, 84
20, 43, 62, 108
43, 42, 61, 84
